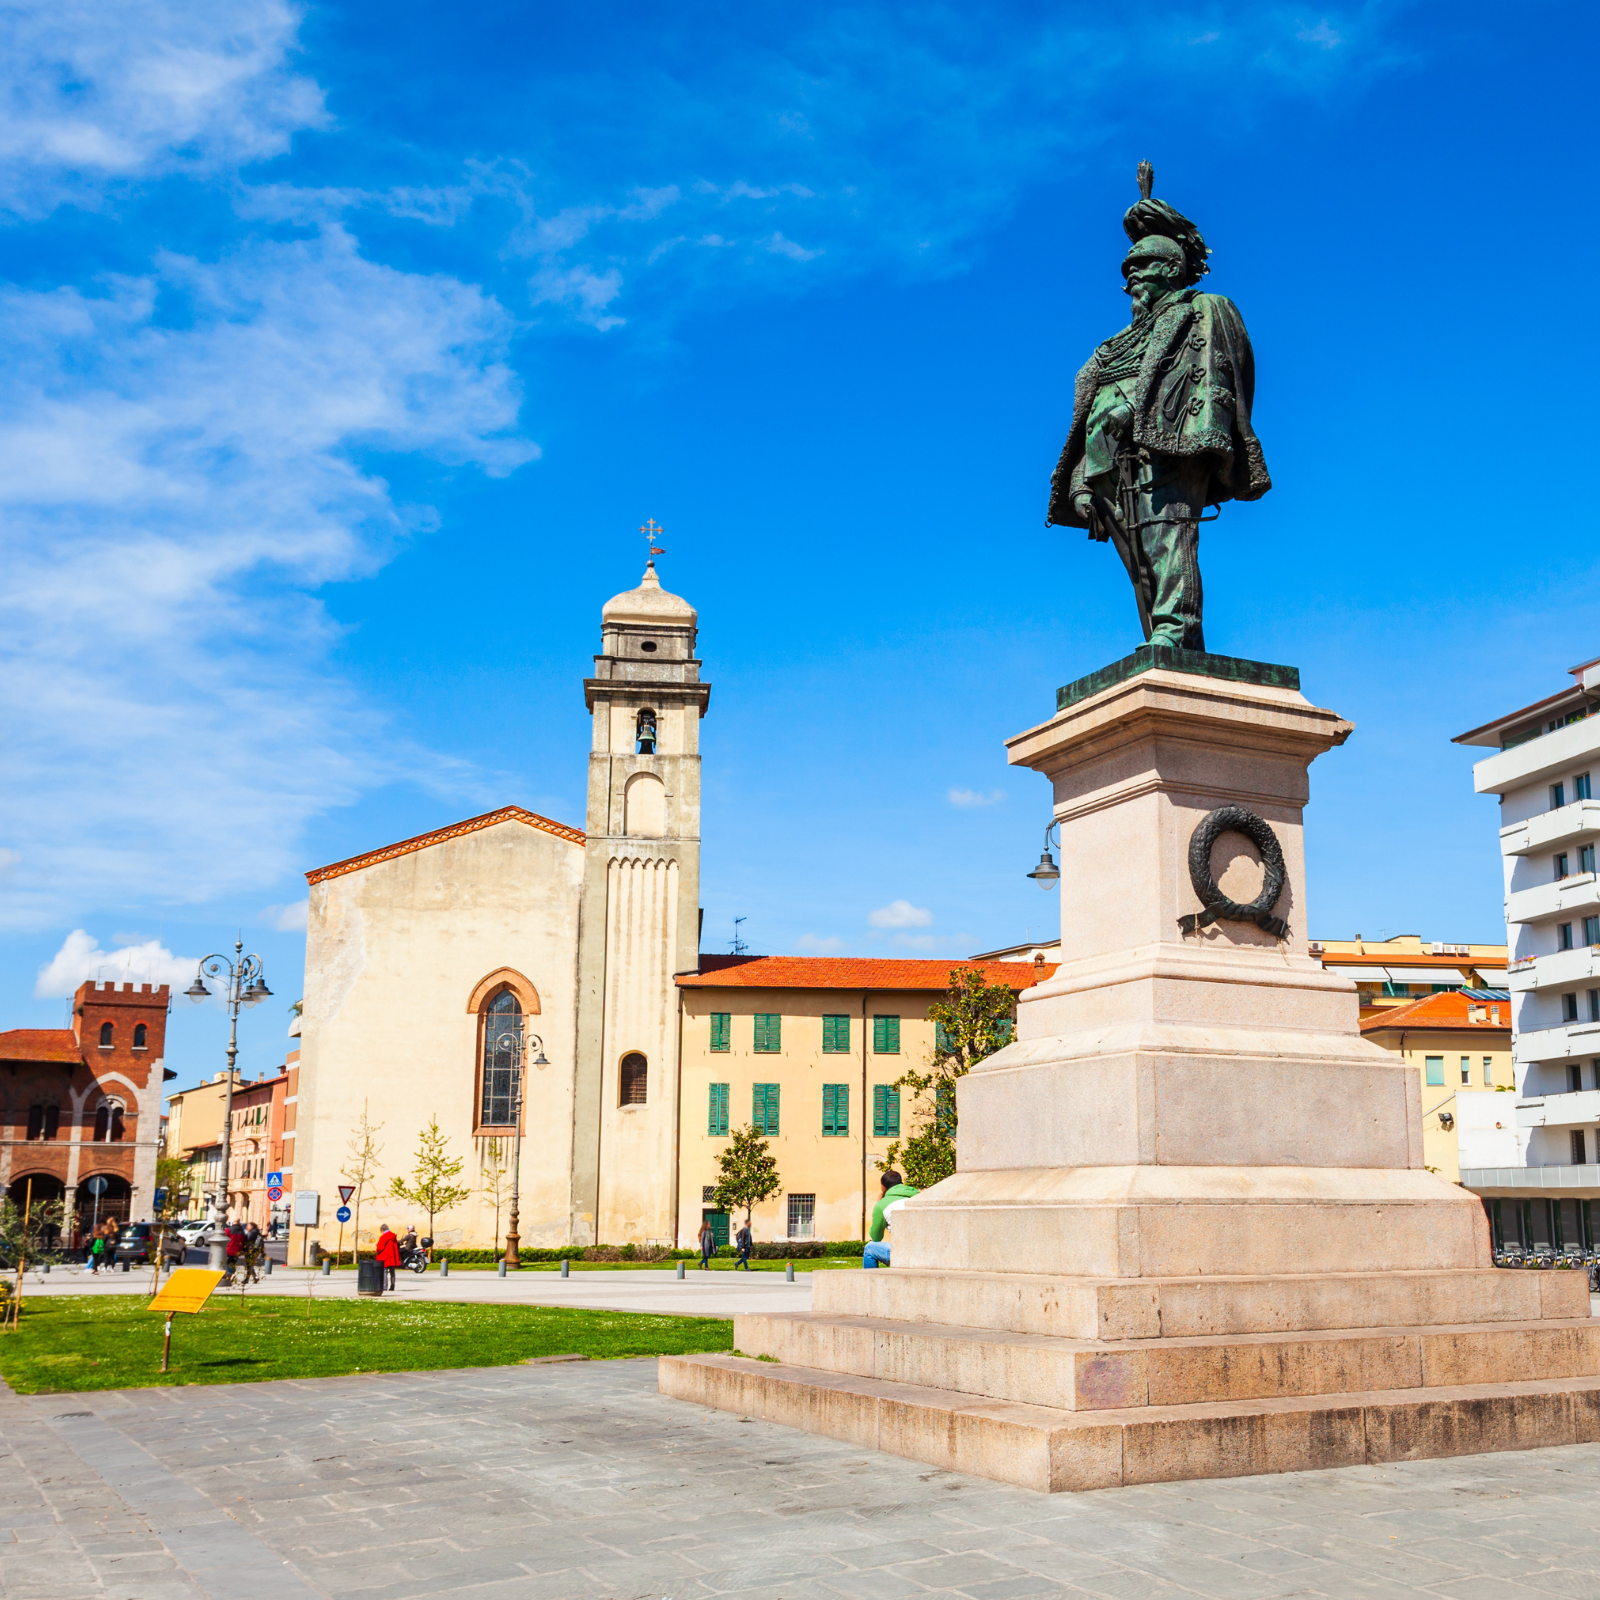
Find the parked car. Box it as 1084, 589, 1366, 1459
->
112, 1223, 155, 1265
173, 1219, 211, 1246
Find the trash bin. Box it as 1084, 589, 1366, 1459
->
356, 1260, 385, 1297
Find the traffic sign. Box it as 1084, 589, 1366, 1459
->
336, 1205, 352, 1223
338, 1185, 355, 1205
266, 1186, 283, 1202
86, 1175, 108, 1196
152, 1187, 167, 1213
266, 1170, 282, 1188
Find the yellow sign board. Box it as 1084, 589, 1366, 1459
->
148, 1268, 226, 1314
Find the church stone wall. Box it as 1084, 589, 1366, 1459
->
295, 818, 584, 1252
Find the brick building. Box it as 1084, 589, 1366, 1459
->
0, 981, 171, 1237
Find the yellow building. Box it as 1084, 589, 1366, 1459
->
1359, 988, 1514, 1181
675, 955, 1052, 1246
1309, 934, 1507, 1015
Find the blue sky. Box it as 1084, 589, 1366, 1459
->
0, 0, 1593, 1086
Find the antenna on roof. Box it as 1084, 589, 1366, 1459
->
730, 917, 748, 956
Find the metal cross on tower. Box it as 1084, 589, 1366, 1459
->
640, 518, 665, 558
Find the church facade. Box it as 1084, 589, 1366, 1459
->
294, 562, 708, 1250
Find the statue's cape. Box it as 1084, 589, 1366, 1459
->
1047, 290, 1271, 529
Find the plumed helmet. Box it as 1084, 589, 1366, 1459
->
1121, 233, 1186, 276
1122, 160, 1210, 287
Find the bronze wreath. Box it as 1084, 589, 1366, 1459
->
1177, 804, 1289, 939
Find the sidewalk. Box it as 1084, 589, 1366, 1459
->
13, 1260, 814, 1316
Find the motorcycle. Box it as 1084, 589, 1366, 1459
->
398, 1236, 432, 1274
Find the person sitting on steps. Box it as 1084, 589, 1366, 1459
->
863, 1169, 918, 1269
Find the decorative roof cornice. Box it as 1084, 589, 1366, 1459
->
306, 806, 585, 886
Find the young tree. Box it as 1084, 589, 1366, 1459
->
711, 1125, 780, 1231
479, 1137, 511, 1255
148, 1152, 192, 1293
388, 1118, 472, 1244
882, 966, 1018, 1189
0, 1196, 65, 1330
342, 1101, 385, 1261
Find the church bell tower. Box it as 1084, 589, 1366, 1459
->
571, 554, 710, 1244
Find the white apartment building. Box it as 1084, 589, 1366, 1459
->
1455, 656, 1600, 1259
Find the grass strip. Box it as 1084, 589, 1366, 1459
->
0, 1294, 733, 1394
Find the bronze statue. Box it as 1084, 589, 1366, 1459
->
1047, 164, 1270, 652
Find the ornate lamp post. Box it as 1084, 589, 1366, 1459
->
185, 938, 271, 1270
495, 1025, 548, 1267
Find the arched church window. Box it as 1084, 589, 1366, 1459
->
636, 707, 657, 754
93, 1102, 125, 1142
99, 1021, 113, 1047
481, 990, 522, 1127
620, 1052, 648, 1106
133, 1023, 147, 1049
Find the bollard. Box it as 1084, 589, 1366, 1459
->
440, 1259, 449, 1277
786, 1260, 795, 1283
676, 1259, 685, 1280
121, 1259, 130, 1273
266, 1259, 273, 1276
322, 1258, 332, 1276
41, 1262, 50, 1274
561, 1258, 570, 1279
498, 1260, 507, 1278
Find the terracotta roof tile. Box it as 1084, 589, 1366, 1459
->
0, 1028, 82, 1064
1359, 989, 1509, 1034
677, 955, 1056, 992
306, 806, 584, 885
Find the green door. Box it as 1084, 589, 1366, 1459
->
703, 1210, 730, 1248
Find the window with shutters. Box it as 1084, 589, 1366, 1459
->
709, 1013, 730, 1052
1460, 1057, 1471, 1085
753, 1014, 781, 1053
620, 1052, 648, 1105
822, 1084, 849, 1136
934, 1021, 952, 1055
872, 1015, 900, 1054
1579, 772, 1594, 801
822, 1014, 850, 1053
1425, 1056, 1444, 1087
752, 1083, 779, 1134
708, 1082, 729, 1136
873, 1084, 900, 1137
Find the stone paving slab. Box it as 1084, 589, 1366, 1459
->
5, 1359, 1600, 1598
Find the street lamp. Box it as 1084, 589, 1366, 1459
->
1027, 820, 1062, 889
187, 938, 271, 1270
497, 1027, 548, 1268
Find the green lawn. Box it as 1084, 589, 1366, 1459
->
0, 1295, 733, 1394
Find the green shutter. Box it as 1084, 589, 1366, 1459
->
822, 1083, 849, 1136
708, 1082, 729, 1136
872, 1084, 900, 1137
934, 1021, 952, 1054
754, 1013, 781, 1053
709, 1013, 730, 1052
873, 1014, 900, 1054
822, 1014, 850, 1053
1425, 1056, 1445, 1087
997, 1016, 1014, 1044
753, 1083, 779, 1134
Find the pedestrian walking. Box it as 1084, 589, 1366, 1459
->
376, 1224, 401, 1291
88, 1229, 107, 1273
698, 1217, 716, 1271
734, 1220, 752, 1270
224, 1222, 245, 1284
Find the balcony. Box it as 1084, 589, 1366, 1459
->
1460, 1164, 1600, 1192
1517, 1089, 1600, 1129
1513, 1018, 1600, 1066
1501, 799, 1600, 857
1507, 946, 1600, 994
1505, 871, 1600, 928
1473, 717, 1600, 798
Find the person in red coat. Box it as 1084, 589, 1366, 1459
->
375, 1224, 401, 1291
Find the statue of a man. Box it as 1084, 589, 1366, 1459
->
1046, 165, 1271, 652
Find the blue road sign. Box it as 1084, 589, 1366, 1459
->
153, 1187, 167, 1213
266, 1170, 282, 1187
336, 1205, 352, 1223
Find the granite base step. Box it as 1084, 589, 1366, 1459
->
659, 1352, 1600, 1493
734, 1311, 1600, 1411
813, 1266, 1589, 1339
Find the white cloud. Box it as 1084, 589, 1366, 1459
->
948, 787, 1005, 809
0, 225, 533, 928
794, 933, 845, 954
0, 1, 327, 216
35, 928, 201, 997
761, 232, 822, 262
262, 899, 309, 932
869, 900, 933, 929
530, 263, 626, 329
1297, 20, 1342, 48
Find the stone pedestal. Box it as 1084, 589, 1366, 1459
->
662, 661, 1600, 1491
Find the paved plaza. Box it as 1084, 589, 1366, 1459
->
7, 1355, 1600, 1600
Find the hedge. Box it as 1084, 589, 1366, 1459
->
311, 1239, 872, 1265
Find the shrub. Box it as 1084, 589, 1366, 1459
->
751, 1241, 825, 1259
